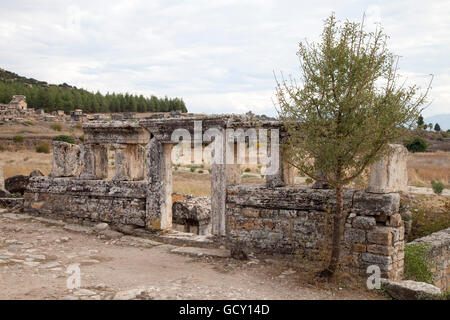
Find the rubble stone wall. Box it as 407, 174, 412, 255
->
409, 228, 450, 290
24, 177, 147, 227
226, 185, 405, 280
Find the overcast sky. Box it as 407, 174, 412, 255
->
0, 0, 448, 117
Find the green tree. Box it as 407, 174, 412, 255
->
404, 136, 428, 153
417, 115, 424, 128
434, 123, 441, 131
276, 14, 431, 278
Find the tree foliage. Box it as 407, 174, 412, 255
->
404, 136, 428, 153
276, 14, 431, 276
0, 69, 187, 113
434, 123, 441, 132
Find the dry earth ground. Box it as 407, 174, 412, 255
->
0, 209, 382, 300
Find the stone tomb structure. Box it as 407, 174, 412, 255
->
24, 116, 408, 280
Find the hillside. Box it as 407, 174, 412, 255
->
0, 68, 187, 114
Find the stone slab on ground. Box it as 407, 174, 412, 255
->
32, 217, 66, 226
171, 246, 230, 258
120, 236, 162, 247
99, 229, 123, 239
1, 213, 33, 220
381, 279, 441, 300
63, 224, 94, 234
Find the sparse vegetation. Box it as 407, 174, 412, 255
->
53, 135, 75, 144
35, 142, 50, 154
431, 180, 444, 195
407, 195, 450, 241
13, 135, 24, 143
404, 243, 433, 284
50, 123, 62, 131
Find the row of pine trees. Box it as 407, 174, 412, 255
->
0, 81, 187, 114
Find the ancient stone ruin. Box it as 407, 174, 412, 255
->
21, 115, 412, 281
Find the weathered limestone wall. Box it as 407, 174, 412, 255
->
409, 228, 450, 290
24, 177, 147, 227
226, 185, 404, 280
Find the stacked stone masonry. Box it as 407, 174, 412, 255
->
24, 177, 147, 227
226, 185, 405, 280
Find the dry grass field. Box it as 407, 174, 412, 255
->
1, 144, 449, 196
407, 151, 450, 188
0, 121, 83, 138
0, 150, 52, 177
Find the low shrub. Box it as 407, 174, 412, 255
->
244, 168, 251, 172
13, 135, 24, 143
431, 180, 444, 195
36, 142, 50, 153
50, 123, 62, 131
404, 137, 428, 153
53, 135, 75, 144
404, 243, 434, 284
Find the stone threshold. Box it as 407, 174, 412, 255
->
0, 208, 229, 258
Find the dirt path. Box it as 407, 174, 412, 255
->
0, 209, 381, 300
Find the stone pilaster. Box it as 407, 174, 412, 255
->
146, 137, 173, 231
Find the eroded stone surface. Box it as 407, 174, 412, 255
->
367, 144, 408, 193
381, 279, 441, 300
50, 141, 82, 177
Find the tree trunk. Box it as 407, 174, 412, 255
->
318, 185, 344, 278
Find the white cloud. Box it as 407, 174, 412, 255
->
0, 0, 448, 116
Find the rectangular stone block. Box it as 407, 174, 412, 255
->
344, 228, 366, 244
367, 227, 392, 246
366, 144, 408, 193
367, 244, 394, 256
353, 243, 367, 253
361, 252, 393, 265
242, 207, 260, 218
50, 141, 82, 177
